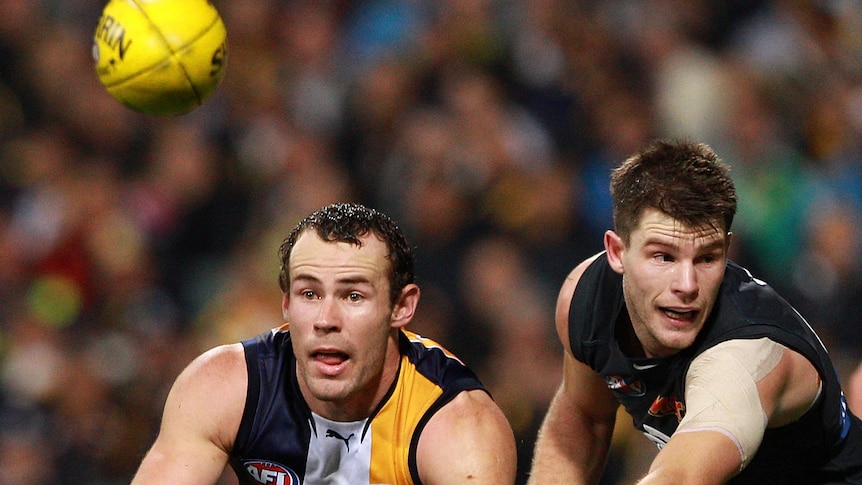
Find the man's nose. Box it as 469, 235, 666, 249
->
671, 261, 699, 298
314, 297, 341, 332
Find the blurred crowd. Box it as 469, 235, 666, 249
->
2, 0, 862, 483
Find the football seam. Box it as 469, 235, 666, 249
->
104, 0, 221, 102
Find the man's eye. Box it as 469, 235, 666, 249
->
348, 293, 362, 302
302, 290, 316, 299
699, 254, 722, 264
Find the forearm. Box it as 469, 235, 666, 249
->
131, 444, 228, 485
634, 429, 742, 485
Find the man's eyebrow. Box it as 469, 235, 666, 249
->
292, 273, 321, 284
336, 276, 373, 286
641, 237, 678, 249
642, 234, 726, 251
291, 273, 373, 285
699, 238, 727, 251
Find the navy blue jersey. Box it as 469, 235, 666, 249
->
228, 326, 486, 485
568, 253, 862, 483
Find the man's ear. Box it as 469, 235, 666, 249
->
391, 284, 420, 329
604, 230, 626, 275
282, 292, 290, 321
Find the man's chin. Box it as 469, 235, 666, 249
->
308, 381, 351, 403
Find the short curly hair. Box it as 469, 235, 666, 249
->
278, 203, 415, 306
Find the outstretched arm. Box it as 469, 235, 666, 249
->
131, 343, 247, 485
637, 338, 822, 484
528, 352, 619, 484
416, 389, 518, 484
528, 255, 620, 484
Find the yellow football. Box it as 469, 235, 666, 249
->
93, 0, 228, 116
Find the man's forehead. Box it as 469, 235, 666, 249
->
289, 231, 389, 271
635, 209, 727, 243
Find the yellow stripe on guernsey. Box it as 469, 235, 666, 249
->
405, 331, 465, 364
367, 331, 450, 484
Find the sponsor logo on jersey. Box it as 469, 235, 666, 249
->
604, 375, 645, 396
647, 393, 685, 421
325, 429, 355, 452
244, 460, 300, 485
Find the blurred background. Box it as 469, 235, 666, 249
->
3, 0, 862, 483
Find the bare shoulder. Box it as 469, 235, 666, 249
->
131, 343, 249, 484
164, 342, 248, 451
171, 343, 247, 403
556, 252, 604, 349
416, 389, 517, 485
178, 342, 247, 385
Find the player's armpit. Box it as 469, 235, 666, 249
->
416, 389, 517, 485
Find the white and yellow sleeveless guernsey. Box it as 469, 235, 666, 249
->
229, 326, 487, 485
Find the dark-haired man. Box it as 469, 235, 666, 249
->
132, 203, 517, 485
529, 140, 862, 483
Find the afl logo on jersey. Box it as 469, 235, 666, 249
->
244, 460, 300, 485
605, 375, 645, 396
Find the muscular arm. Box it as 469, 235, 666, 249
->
416, 389, 517, 485
529, 352, 619, 484
131, 343, 247, 485
528, 254, 620, 485
637, 339, 822, 485
847, 360, 862, 416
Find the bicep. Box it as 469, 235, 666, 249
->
554, 256, 619, 427
643, 338, 800, 484
639, 346, 762, 485
132, 440, 229, 485
528, 256, 618, 484
547, 351, 619, 455
131, 343, 247, 485
642, 338, 820, 484
559, 350, 619, 422
416, 390, 517, 485
676, 338, 815, 468
543, 260, 621, 461
528, 351, 619, 484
